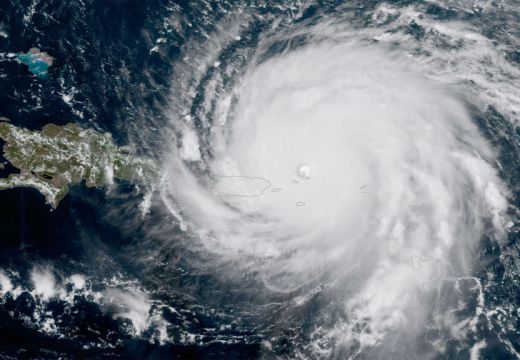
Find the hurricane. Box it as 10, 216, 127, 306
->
0, 0, 519, 359
156, 2, 518, 357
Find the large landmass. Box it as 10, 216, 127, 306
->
0, 119, 158, 208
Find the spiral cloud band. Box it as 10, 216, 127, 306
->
160, 7, 511, 357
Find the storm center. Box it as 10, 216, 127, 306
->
297, 165, 311, 179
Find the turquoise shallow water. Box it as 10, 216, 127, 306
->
17, 51, 51, 78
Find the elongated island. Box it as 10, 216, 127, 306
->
0, 119, 158, 208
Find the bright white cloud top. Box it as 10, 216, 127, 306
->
159, 11, 512, 356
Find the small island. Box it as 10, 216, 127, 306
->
0, 120, 158, 208
17, 48, 54, 78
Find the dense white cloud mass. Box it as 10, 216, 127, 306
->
160, 28, 510, 357
143, 2, 520, 354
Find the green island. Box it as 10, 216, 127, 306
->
0, 119, 158, 208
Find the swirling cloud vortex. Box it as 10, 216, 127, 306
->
161, 38, 508, 350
